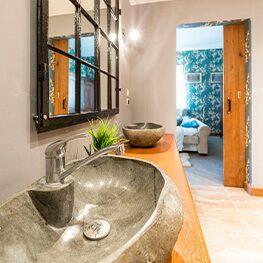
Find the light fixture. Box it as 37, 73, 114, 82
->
109, 32, 117, 42
129, 29, 140, 41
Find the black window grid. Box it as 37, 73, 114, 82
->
36, 0, 120, 132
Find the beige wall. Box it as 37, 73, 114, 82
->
0, 0, 131, 201
124, 0, 263, 187
118, 0, 132, 124
1, 0, 262, 202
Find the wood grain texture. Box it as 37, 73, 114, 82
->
54, 40, 69, 115
124, 134, 210, 263
224, 23, 246, 187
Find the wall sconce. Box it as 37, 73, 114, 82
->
121, 28, 140, 46
129, 29, 140, 41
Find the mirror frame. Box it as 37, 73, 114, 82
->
35, 0, 120, 132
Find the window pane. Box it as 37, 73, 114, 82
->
48, 0, 75, 54
111, 78, 117, 108
100, 35, 108, 71
80, 0, 95, 20
111, 0, 116, 11
110, 46, 117, 76
109, 16, 117, 44
100, 0, 107, 9
100, 0, 108, 34
49, 49, 76, 116
81, 15, 96, 65
81, 64, 96, 112
100, 73, 108, 110
48, 37, 76, 56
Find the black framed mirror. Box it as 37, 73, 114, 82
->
35, 0, 120, 132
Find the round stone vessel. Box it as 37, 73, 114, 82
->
123, 122, 165, 147
0, 156, 183, 263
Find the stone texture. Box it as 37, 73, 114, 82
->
123, 123, 165, 147
0, 156, 183, 263
28, 178, 74, 228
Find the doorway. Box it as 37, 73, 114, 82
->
176, 19, 251, 188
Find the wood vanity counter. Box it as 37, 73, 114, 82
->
124, 134, 210, 263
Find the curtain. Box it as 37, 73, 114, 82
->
176, 64, 187, 110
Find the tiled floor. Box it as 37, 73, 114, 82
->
184, 137, 263, 263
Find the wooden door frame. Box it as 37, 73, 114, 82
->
176, 19, 252, 188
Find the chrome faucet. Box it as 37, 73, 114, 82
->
45, 134, 125, 184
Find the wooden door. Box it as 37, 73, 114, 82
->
54, 39, 69, 115
223, 23, 246, 187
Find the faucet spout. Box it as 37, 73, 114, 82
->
59, 144, 125, 183
45, 133, 125, 184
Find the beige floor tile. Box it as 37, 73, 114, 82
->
184, 136, 263, 263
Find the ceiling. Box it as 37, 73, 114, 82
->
129, 0, 174, 5
176, 26, 223, 52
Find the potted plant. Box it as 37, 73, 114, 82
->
85, 118, 127, 155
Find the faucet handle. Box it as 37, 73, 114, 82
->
45, 133, 87, 158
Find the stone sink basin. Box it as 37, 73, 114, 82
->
0, 156, 183, 263
123, 123, 165, 147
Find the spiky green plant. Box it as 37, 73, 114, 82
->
86, 118, 124, 152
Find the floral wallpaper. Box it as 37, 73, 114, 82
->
177, 49, 223, 134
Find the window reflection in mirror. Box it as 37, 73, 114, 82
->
110, 18, 117, 44
36, 0, 119, 132
110, 46, 117, 77
111, 0, 116, 11
111, 78, 117, 109
110, 1, 117, 41
81, 15, 95, 66
48, 0, 76, 116
100, 35, 108, 72
81, 64, 95, 112
48, 0, 75, 49
101, 73, 108, 110
48, 50, 76, 116
100, 0, 107, 33
81, 0, 95, 21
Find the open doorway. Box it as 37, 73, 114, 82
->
176, 20, 251, 188
176, 25, 224, 186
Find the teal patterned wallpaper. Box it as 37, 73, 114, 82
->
177, 49, 223, 134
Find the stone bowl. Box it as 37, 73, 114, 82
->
123, 123, 165, 147
0, 156, 183, 263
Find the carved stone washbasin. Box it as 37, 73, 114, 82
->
123, 123, 165, 147
0, 156, 183, 263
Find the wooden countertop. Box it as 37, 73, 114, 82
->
124, 134, 210, 263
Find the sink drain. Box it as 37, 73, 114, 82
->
83, 219, 111, 241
